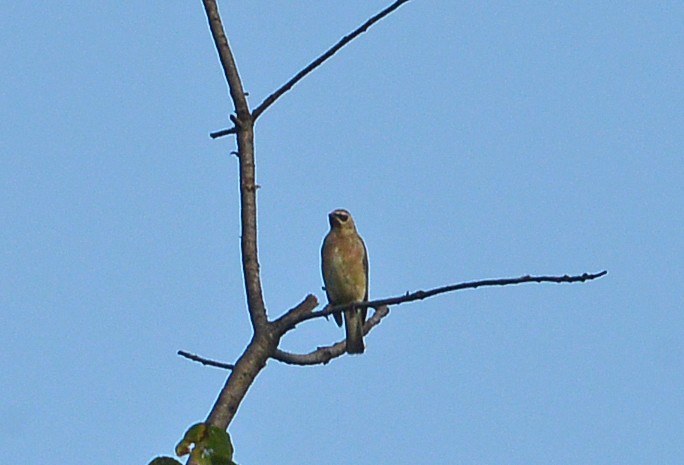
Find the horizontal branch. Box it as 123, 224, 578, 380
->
290, 271, 608, 327
178, 307, 390, 370
251, 0, 412, 121
272, 306, 390, 366
178, 271, 606, 370
210, 126, 237, 139
178, 350, 235, 370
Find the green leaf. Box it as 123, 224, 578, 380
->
148, 457, 182, 465
175, 423, 237, 465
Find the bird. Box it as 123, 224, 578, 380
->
321, 209, 369, 354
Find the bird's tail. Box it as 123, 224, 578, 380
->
345, 308, 365, 354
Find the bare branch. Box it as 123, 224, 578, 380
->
288, 271, 608, 328
201, 0, 267, 329
181, 269, 606, 370
273, 306, 389, 366
205, 332, 276, 431
178, 307, 389, 370
192, 2, 272, 448
178, 350, 235, 370
201, 0, 249, 117
273, 342, 345, 366
251, 0, 412, 121
271, 294, 320, 335
210, 126, 237, 139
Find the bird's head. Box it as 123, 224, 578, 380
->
328, 209, 357, 233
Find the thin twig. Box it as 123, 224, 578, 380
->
210, 126, 238, 139
251, 0, 412, 121
202, 0, 249, 117
281, 271, 608, 329
178, 350, 236, 370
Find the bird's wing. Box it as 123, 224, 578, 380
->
321, 232, 344, 327
361, 236, 369, 323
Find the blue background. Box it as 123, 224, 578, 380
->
2, 2, 682, 464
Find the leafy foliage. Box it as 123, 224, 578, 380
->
175, 423, 237, 465
148, 457, 182, 465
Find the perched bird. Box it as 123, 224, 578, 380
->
321, 209, 369, 354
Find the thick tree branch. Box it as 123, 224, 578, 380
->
205, 332, 276, 429
190, 5, 272, 460
236, 120, 266, 328
202, 0, 267, 329
250, 0, 412, 121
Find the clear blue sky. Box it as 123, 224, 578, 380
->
2, 2, 682, 464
